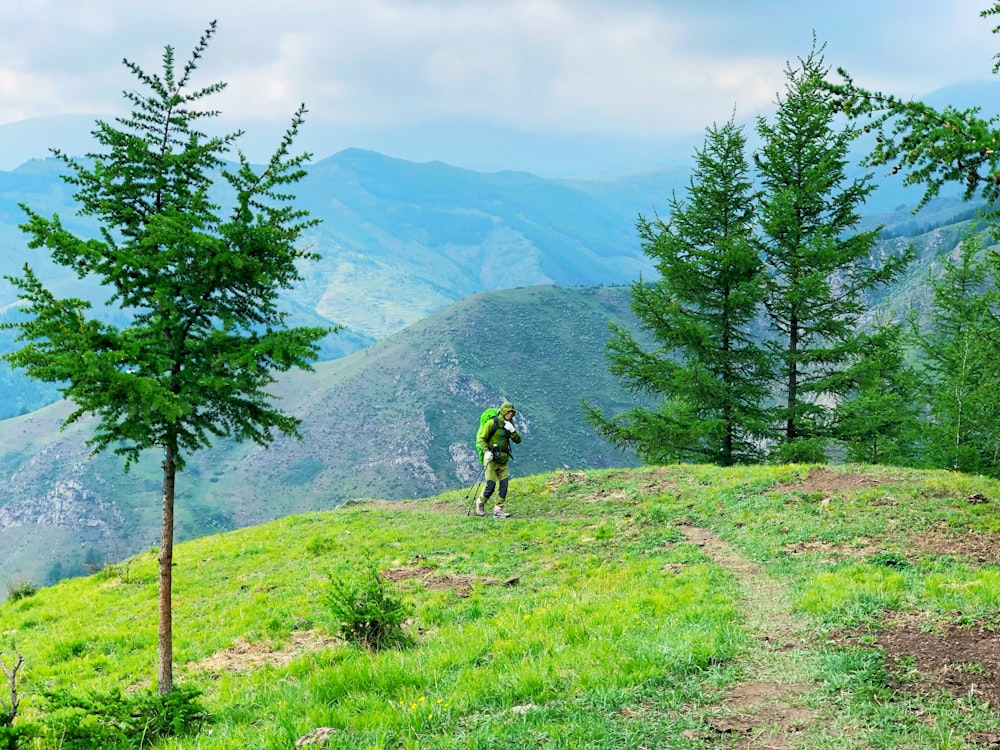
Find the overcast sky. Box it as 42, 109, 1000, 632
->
1, 0, 997, 175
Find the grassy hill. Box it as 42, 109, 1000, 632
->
0, 284, 651, 596
2, 463, 998, 748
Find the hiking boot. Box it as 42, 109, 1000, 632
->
493, 507, 511, 518
475, 499, 485, 517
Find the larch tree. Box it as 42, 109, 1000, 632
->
918, 230, 1000, 475
585, 119, 770, 465
1, 23, 332, 694
828, 3, 1000, 217
755, 43, 912, 462
825, 3, 1000, 474
829, 315, 923, 465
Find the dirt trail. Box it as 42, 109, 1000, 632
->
679, 524, 819, 749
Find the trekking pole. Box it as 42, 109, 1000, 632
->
464, 464, 486, 515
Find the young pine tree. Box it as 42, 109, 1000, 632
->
755, 44, 912, 462
918, 230, 1000, 475
830, 316, 923, 465
1, 24, 332, 694
585, 119, 770, 465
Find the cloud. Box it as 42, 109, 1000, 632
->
0, 0, 995, 141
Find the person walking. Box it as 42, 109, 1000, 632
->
475, 401, 522, 518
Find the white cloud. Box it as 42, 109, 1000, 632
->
0, 0, 996, 162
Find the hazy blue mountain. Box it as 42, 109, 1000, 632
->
0, 141, 980, 422
0, 146, 677, 421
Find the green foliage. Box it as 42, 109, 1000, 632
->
756, 43, 913, 451
832, 317, 924, 464
34, 683, 205, 749
828, 3, 1000, 213
916, 229, 1000, 475
770, 436, 828, 464
323, 562, 413, 651
3, 582, 36, 603
587, 119, 770, 467
598, 45, 916, 468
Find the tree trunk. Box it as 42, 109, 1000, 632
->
158, 444, 177, 695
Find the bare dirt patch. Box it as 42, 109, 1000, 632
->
845, 618, 1000, 709
381, 565, 518, 598
781, 525, 1000, 566
546, 471, 588, 488
190, 630, 340, 675
782, 537, 885, 562
695, 682, 816, 749
910, 528, 1000, 565
769, 467, 898, 496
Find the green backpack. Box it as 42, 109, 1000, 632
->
475, 408, 501, 462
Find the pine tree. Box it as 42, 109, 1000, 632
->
585, 119, 770, 465
831, 316, 923, 464
1, 23, 332, 693
755, 43, 912, 462
917, 230, 1000, 474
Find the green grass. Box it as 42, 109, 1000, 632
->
2, 463, 999, 748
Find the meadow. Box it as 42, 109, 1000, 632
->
2, 463, 999, 748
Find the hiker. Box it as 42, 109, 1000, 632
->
475, 401, 522, 518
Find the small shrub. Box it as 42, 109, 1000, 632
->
773, 439, 828, 464
5, 581, 36, 602
36, 683, 206, 749
324, 563, 413, 650
869, 551, 909, 569
305, 535, 336, 555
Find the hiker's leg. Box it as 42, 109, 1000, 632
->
481, 462, 498, 501
493, 465, 511, 516
476, 471, 496, 516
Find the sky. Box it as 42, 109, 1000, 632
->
1, 0, 998, 176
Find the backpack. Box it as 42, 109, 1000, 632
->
475, 408, 501, 463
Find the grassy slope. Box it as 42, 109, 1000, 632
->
2, 462, 999, 748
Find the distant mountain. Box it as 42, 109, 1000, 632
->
0, 114, 102, 172
0, 148, 662, 331
287, 148, 660, 338
0, 284, 650, 595
0, 147, 678, 420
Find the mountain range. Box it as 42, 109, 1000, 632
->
0, 89, 990, 596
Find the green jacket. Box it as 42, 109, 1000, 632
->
477, 403, 522, 465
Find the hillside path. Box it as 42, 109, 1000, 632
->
679, 523, 820, 749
